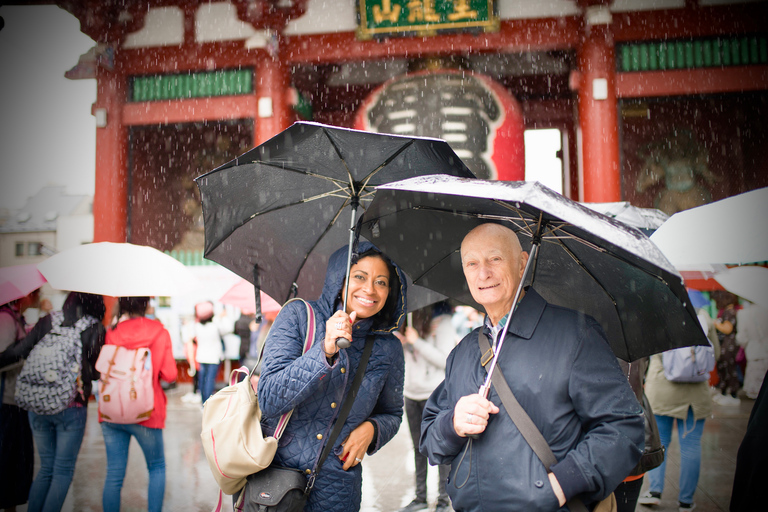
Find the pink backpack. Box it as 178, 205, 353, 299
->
96, 345, 154, 424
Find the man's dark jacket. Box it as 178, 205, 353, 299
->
420, 288, 644, 512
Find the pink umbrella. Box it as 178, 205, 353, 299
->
0, 264, 47, 306
219, 279, 282, 316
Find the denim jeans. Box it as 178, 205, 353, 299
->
101, 422, 166, 512
198, 362, 220, 404
646, 407, 705, 504
27, 406, 88, 512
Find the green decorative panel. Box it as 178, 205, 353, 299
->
619, 35, 767, 72
130, 69, 253, 102
166, 250, 218, 266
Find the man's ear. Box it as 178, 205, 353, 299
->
519, 251, 530, 277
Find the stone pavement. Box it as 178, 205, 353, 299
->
22, 383, 751, 512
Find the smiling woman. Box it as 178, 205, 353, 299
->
0, 5, 96, 210
254, 241, 408, 512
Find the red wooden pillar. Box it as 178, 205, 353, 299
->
255, 43, 292, 145
576, 1, 621, 202
92, 68, 128, 244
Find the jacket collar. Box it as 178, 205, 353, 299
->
504, 286, 547, 340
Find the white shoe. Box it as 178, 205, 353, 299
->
713, 394, 741, 406
638, 492, 661, 506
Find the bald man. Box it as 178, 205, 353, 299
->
420, 223, 644, 512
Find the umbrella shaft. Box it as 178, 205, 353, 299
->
337, 203, 359, 350
478, 242, 540, 399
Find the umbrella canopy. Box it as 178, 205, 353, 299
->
0, 264, 46, 306
37, 242, 199, 297
359, 175, 707, 362
650, 187, 768, 268
195, 121, 473, 311
714, 266, 768, 308
582, 201, 668, 234
219, 279, 282, 315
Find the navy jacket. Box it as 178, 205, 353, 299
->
420, 288, 644, 512
257, 242, 406, 512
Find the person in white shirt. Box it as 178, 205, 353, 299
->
736, 302, 768, 399
396, 301, 458, 512
190, 302, 231, 404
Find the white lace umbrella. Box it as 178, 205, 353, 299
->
38, 242, 199, 297
650, 187, 768, 268
714, 266, 768, 307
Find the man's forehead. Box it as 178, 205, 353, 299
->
462, 224, 519, 250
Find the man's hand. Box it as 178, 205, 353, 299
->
548, 472, 566, 507
453, 393, 499, 437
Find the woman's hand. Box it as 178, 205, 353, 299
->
339, 421, 374, 471
324, 311, 357, 357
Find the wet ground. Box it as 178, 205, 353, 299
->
20, 383, 752, 512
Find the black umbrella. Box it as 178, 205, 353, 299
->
359, 175, 708, 367
195, 122, 474, 328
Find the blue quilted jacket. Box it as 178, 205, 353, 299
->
257, 242, 407, 512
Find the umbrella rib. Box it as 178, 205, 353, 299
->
285, 199, 351, 298
320, 127, 358, 196
357, 139, 415, 192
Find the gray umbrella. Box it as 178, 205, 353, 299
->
359, 175, 708, 364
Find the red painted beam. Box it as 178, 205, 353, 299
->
119, 43, 263, 75
613, 4, 768, 43
122, 96, 257, 125
616, 66, 768, 98
283, 17, 581, 64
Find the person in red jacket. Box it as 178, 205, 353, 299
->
99, 296, 178, 512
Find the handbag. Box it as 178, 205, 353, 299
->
201, 299, 316, 496
477, 333, 617, 512
237, 335, 376, 512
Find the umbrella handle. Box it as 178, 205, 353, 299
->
336, 200, 359, 351
336, 338, 351, 349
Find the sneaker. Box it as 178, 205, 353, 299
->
435, 503, 453, 512
714, 394, 741, 406
678, 501, 696, 512
638, 491, 661, 506
398, 500, 428, 512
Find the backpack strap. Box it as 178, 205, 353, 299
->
252, 298, 316, 442
477, 332, 590, 512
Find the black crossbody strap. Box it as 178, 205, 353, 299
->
477, 333, 589, 512
311, 335, 375, 487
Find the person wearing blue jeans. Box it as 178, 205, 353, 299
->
27, 407, 88, 512
646, 407, 705, 508
99, 296, 177, 512
101, 422, 166, 512
198, 362, 219, 404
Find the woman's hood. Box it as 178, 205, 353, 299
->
317, 241, 407, 334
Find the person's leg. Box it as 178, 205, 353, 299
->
677, 407, 705, 505
405, 398, 428, 504
39, 407, 87, 512
199, 363, 218, 404
615, 477, 644, 512
27, 412, 56, 512
646, 414, 673, 495
437, 463, 452, 507
101, 422, 132, 512
131, 424, 166, 512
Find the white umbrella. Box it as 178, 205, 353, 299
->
650, 187, 768, 268
37, 242, 199, 297
582, 201, 668, 232
714, 266, 768, 307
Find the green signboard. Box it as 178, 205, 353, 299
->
358, 0, 498, 39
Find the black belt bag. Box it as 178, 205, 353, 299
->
242, 466, 309, 512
